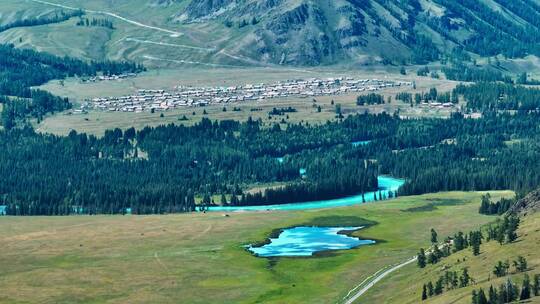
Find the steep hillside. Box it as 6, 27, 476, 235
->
509, 189, 540, 216
361, 195, 540, 303
173, 0, 540, 65
2, 0, 540, 66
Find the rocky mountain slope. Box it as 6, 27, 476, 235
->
173, 0, 540, 65
3, 0, 540, 66
509, 189, 540, 216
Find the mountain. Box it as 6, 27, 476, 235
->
2, 0, 540, 66
173, 0, 540, 65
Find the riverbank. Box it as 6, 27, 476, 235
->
208, 176, 405, 212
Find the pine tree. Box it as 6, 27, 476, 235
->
427, 281, 434, 297
460, 268, 471, 287
431, 228, 438, 244
472, 289, 478, 304
488, 285, 497, 304
454, 232, 465, 252
533, 274, 540, 296
417, 248, 427, 268
520, 274, 531, 300
427, 252, 438, 264
493, 261, 507, 277
477, 289, 488, 304
434, 277, 444, 295
472, 240, 480, 256
479, 194, 491, 214
422, 284, 428, 300
513, 256, 527, 272
506, 278, 518, 302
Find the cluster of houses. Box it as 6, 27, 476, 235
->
82, 77, 412, 113
82, 73, 137, 83
419, 102, 456, 109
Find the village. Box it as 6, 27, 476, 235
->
82, 73, 138, 83
81, 77, 413, 113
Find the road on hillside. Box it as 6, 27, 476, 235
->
343, 257, 417, 304
29, 0, 183, 36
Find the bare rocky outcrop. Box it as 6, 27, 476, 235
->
509, 189, 540, 217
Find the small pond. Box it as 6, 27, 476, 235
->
247, 226, 375, 257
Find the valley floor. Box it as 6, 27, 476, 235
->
36, 67, 459, 136
0, 191, 512, 304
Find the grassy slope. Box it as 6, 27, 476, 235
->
361, 209, 540, 303
3, 0, 540, 69
0, 0, 237, 67
0, 191, 512, 304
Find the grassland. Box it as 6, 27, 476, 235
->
0, 191, 513, 304
362, 210, 540, 304
0, 0, 260, 67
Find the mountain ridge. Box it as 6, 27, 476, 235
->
173, 0, 540, 65
2, 0, 540, 66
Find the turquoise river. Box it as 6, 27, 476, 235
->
208, 176, 405, 212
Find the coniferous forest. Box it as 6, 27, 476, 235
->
3, 107, 540, 215
3, 43, 540, 215
0, 44, 144, 127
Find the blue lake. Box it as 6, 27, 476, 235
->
247, 226, 375, 257
208, 176, 404, 212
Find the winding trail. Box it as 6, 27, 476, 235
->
28, 0, 183, 37
153, 252, 168, 271
142, 55, 247, 68
189, 224, 213, 241
342, 256, 417, 304
124, 38, 213, 52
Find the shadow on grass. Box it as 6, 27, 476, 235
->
402, 198, 467, 213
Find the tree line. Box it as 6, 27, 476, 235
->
0, 44, 144, 128
0, 10, 84, 33
76, 17, 114, 29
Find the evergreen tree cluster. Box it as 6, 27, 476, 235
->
0, 10, 84, 33
417, 216, 519, 270
443, 64, 513, 83
6, 105, 540, 214
454, 82, 540, 112
269, 107, 297, 116
76, 17, 114, 29
492, 256, 528, 279
356, 93, 385, 106
0, 44, 144, 128
433, 0, 540, 58
0, 115, 387, 215
422, 268, 472, 301
471, 274, 539, 304
486, 216, 520, 245
479, 194, 515, 215
417, 66, 430, 77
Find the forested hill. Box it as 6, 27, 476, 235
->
5, 103, 540, 215
0, 44, 144, 128
175, 0, 540, 65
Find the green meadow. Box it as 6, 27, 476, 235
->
0, 191, 512, 304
